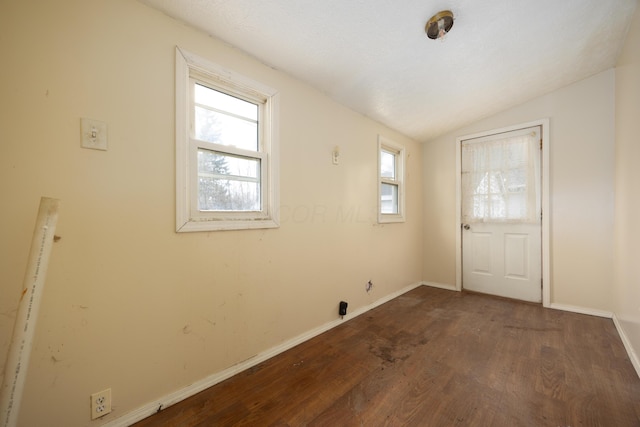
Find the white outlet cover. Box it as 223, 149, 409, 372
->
90, 388, 112, 420
81, 118, 108, 151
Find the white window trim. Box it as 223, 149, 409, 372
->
175, 47, 279, 232
378, 135, 405, 223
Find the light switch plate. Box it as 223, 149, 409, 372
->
81, 118, 108, 151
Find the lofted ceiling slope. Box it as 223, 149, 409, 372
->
140, 0, 637, 142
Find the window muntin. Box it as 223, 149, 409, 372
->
378, 136, 405, 223
176, 47, 279, 232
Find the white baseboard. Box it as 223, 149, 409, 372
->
104, 281, 424, 427
421, 281, 458, 292
612, 314, 640, 379
547, 303, 613, 318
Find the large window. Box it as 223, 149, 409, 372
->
176, 47, 279, 232
378, 136, 405, 223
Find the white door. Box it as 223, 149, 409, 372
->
461, 126, 542, 302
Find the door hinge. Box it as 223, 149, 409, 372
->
540, 139, 543, 150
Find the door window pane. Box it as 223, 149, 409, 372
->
461, 128, 540, 223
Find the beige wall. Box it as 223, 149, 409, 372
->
614, 4, 640, 370
423, 70, 616, 311
0, 1, 423, 425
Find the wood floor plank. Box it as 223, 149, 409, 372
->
132, 287, 640, 427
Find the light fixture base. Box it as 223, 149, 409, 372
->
425, 10, 454, 40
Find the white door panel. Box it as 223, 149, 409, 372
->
463, 223, 541, 302
504, 232, 528, 279
471, 232, 492, 274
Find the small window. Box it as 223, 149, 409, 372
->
175, 47, 279, 232
378, 136, 405, 223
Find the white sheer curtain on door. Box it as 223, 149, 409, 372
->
461, 127, 540, 224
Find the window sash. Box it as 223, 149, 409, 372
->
189, 139, 268, 220
196, 148, 261, 212
380, 182, 399, 214
191, 78, 261, 152
380, 149, 396, 179
189, 75, 269, 219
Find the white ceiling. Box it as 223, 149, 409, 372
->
140, 0, 637, 142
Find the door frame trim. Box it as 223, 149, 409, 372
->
455, 118, 550, 306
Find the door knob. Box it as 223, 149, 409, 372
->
463, 224, 470, 230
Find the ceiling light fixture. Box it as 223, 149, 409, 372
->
425, 10, 454, 40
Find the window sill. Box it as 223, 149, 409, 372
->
378, 214, 405, 224
176, 218, 280, 232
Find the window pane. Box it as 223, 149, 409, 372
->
381, 150, 395, 179
195, 106, 258, 151
197, 149, 260, 211
381, 183, 398, 214
462, 133, 538, 223
195, 84, 257, 121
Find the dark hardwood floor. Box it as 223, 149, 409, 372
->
132, 286, 640, 426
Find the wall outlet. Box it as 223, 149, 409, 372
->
90, 388, 112, 420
